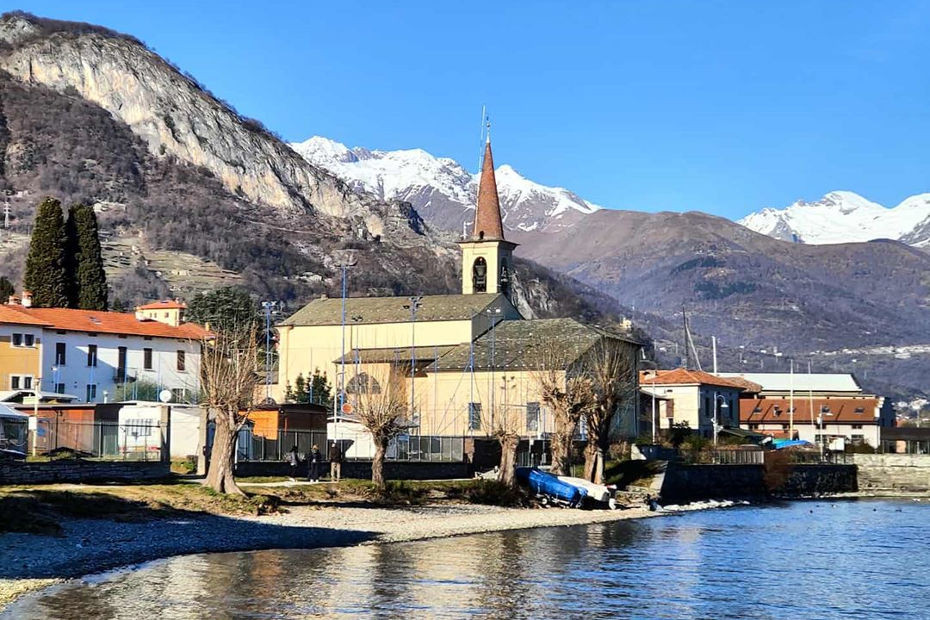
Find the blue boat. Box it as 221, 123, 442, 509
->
515, 467, 587, 507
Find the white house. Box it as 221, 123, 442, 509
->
639, 368, 747, 438
2, 295, 208, 404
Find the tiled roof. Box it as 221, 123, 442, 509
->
137, 300, 187, 310
723, 376, 764, 393
472, 140, 505, 241
740, 397, 881, 424
439, 318, 637, 370
0, 305, 52, 326
0, 305, 208, 339
334, 345, 458, 364
281, 293, 507, 326
639, 368, 747, 390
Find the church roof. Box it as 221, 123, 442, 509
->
438, 318, 639, 370
472, 139, 505, 241
334, 345, 458, 364
281, 293, 506, 326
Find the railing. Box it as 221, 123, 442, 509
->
235, 431, 467, 463
27, 419, 166, 461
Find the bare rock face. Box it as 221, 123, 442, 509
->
0, 13, 395, 232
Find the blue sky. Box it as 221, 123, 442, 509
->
9, 1, 930, 218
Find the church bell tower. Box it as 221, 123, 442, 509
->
459, 133, 517, 299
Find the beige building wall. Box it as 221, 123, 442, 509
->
275, 295, 520, 401
460, 240, 513, 295
748, 422, 881, 447
339, 361, 559, 438
0, 325, 42, 390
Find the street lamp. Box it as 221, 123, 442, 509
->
484, 307, 502, 422
260, 301, 279, 403
712, 392, 729, 448
403, 296, 423, 420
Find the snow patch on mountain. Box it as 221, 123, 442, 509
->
290, 136, 601, 233
739, 191, 930, 247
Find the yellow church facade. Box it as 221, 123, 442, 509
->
275, 136, 642, 441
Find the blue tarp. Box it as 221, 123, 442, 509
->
772, 439, 813, 450
515, 467, 587, 506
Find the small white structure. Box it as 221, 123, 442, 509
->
116, 401, 204, 459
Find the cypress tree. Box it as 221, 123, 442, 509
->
0, 276, 13, 302
69, 204, 108, 310
64, 206, 80, 307
24, 197, 69, 308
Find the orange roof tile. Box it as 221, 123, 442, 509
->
740, 397, 881, 424
0, 305, 52, 327
639, 368, 747, 390
472, 140, 505, 241
137, 300, 187, 310
1, 305, 208, 339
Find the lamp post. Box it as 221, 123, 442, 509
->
403, 296, 422, 420
335, 251, 357, 448
484, 307, 502, 425
712, 392, 729, 448
260, 301, 278, 403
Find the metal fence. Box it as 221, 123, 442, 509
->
237, 429, 328, 462
236, 431, 467, 463
27, 420, 166, 461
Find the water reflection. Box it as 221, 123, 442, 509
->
8, 499, 929, 619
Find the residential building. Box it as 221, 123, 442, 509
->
639, 368, 746, 438
718, 372, 863, 398
276, 135, 642, 441
0, 298, 208, 404
740, 396, 894, 448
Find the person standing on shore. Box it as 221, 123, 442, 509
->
287, 445, 300, 481
329, 442, 343, 482
307, 444, 322, 482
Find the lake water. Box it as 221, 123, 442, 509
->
7, 499, 929, 619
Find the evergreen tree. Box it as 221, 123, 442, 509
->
0, 277, 14, 302
310, 369, 333, 407
293, 373, 307, 403
186, 287, 260, 333
68, 204, 108, 310
24, 197, 69, 308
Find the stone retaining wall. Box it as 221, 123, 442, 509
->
659, 463, 858, 503
853, 454, 930, 492
0, 460, 170, 485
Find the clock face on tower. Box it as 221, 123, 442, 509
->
473, 257, 488, 293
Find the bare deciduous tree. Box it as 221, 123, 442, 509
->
532, 344, 595, 476
582, 339, 638, 484
351, 364, 409, 489
479, 386, 524, 488
201, 327, 262, 495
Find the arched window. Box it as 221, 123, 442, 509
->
346, 372, 381, 395
472, 257, 487, 293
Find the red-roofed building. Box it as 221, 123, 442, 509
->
640, 368, 748, 438
740, 396, 894, 448
0, 298, 208, 404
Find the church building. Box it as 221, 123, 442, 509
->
275, 135, 641, 443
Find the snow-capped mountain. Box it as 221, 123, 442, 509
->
739, 191, 930, 247
290, 136, 601, 233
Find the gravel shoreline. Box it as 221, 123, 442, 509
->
0, 502, 662, 609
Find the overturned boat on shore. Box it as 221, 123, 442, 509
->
515, 467, 616, 509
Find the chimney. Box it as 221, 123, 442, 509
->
7, 295, 19, 306
21, 291, 32, 308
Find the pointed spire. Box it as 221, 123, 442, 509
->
473, 137, 505, 241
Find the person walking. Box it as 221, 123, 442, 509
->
329, 441, 343, 482
307, 444, 322, 482
287, 445, 300, 481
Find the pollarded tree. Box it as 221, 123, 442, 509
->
201, 326, 262, 495
531, 340, 596, 477
582, 339, 638, 484
24, 197, 69, 307
351, 365, 409, 489
479, 388, 524, 489
66, 204, 108, 310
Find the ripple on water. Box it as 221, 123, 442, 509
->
5, 499, 929, 619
